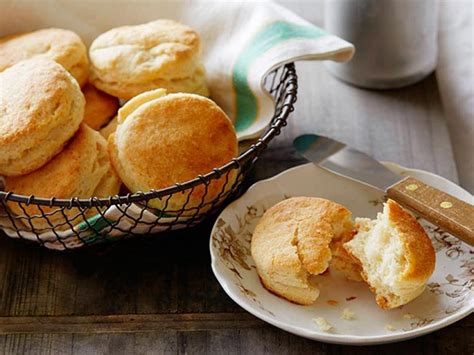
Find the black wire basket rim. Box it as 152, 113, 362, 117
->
0, 63, 297, 208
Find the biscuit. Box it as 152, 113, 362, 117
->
250, 197, 358, 305
5, 125, 121, 231
344, 199, 436, 309
0, 28, 89, 87
108, 92, 237, 212
116, 88, 168, 122
89, 20, 209, 99
100, 116, 118, 139
83, 84, 119, 130
101, 88, 169, 140
0, 58, 84, 176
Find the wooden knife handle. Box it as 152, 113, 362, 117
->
387, 177, 474, 246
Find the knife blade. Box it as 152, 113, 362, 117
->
293, 134, 401, 191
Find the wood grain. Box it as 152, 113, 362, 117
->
0, 320, 472, 355
388, 177, 474, 245
0, 313, 263, 334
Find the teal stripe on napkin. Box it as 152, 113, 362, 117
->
233, 21, 327, 133
76, 214, 114, 244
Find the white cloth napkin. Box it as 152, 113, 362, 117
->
0, 0, 354, 249
437, 0, 474, 192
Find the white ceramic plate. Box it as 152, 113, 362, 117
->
210, 162, 473, 345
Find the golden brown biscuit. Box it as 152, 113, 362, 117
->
0, 58, 84, 177
0, 28, 89, 87
344, 199, 436, 309
83, 84, 119, 130
251, 197, 358, 305
108, 92, 237, 212
100, 116, 118, 139
100, 88, 170, 139
5, 125, 121, 231
116, 88, 168, 121
89, 20, 209, 99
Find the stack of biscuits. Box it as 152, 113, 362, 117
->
0, 20, 237, 231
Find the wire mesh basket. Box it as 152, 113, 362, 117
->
0, 63, 297, 250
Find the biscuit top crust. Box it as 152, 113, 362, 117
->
0, 58, 84, 146
0, 28, 89, 86
89, 19, 201, 83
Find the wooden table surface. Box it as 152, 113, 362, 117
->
1, 2, 472, 354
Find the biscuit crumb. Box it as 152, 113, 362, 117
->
313, 317, 333, 332
327, 299, 339, 306
403, 313, 415, 319
341, 308, 356, 320
385, 324, 396, 331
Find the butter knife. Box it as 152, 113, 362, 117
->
293, 134, 474, 246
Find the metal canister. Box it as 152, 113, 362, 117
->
324, 0, 439, 89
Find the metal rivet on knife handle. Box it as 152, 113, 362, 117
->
440, 201, 453, 209
406, 184, 419, 191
